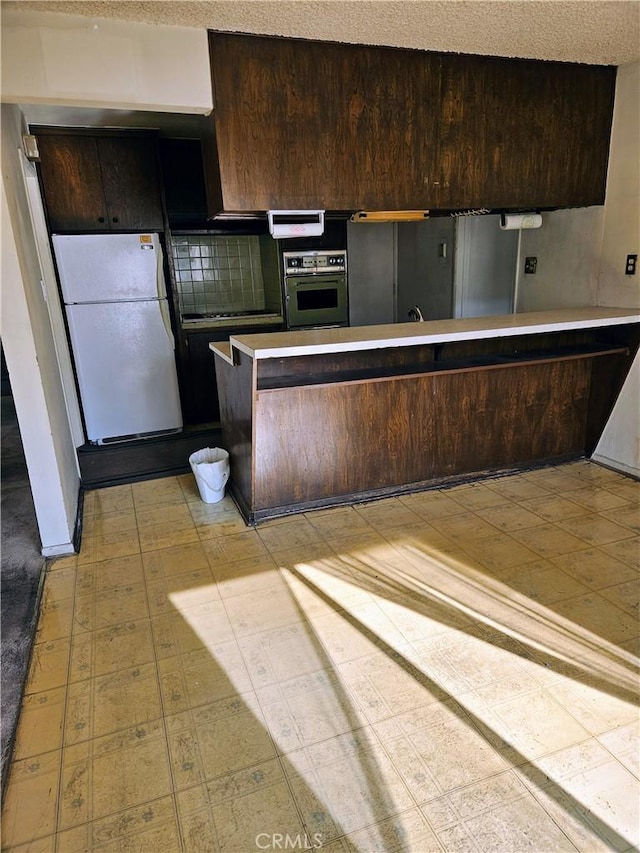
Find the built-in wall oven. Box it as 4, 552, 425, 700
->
282, 250, 348, 330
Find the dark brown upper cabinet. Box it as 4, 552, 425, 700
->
434, 54, 617, 210
206, 33, 616, 213
35, 129, 164, 232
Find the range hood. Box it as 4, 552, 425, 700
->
267, 210, 325, 238
211, 209, 430, 227
351, 210, 430, 222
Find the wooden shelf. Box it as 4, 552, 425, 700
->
256, 344, 629, 392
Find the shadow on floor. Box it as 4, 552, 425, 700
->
1, 395, 45, 797
0, 405, 223, 795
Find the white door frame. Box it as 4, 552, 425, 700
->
20, 152, 85, 447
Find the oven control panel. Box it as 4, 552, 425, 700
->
283, 249, 347, 275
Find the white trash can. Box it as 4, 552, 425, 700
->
189, 447, 230, 503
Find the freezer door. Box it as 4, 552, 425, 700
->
53, 233, 166, 303
65, 300, 182, 442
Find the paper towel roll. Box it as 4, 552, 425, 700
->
500, 213, 542, 230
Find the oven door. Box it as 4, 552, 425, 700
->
284, 274, 348, 329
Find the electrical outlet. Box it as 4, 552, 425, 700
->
625, 254, 637, 275
524, 257, 537, 275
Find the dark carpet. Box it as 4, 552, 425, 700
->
1, 395, 45, 797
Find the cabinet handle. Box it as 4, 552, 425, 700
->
112, 216, 119, 223
98, 216, 105, 223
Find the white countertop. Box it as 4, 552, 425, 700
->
210, 308, 640, 363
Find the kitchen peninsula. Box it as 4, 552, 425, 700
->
211, 308, 640, 523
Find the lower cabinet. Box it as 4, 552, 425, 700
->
182, 331, 223, 425
213, 325, 639, 524
182, 326, 284, 426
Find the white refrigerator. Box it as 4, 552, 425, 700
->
52, 233, 183, 444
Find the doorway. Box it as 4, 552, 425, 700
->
453, 214, 519, 317
396, 218, 456, 322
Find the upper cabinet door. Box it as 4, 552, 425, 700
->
36, 130, 164, 233
436, 55, 616, 210
209, 33, 442, 211
37, 134, 108, 231
207, 33, 616, 214
98, 136, 164, 231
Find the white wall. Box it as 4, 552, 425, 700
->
514, 62, 640, 477
1, 104, 80, 555
515, 207, 605, 311
515, 63, 639, 316
1, 8, 212, 114
593, 350, 640, 478
0, 9, 214, 554
598, 61, 640, 309
593, 61, 640, 476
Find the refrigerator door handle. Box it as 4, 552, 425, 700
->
159, 298, 175, 349
154, 240, 174, 348
156, 238, 167, 300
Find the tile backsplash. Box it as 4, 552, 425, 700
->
171, 234, 281, 316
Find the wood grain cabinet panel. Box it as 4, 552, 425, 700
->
214, 324, 639, 522
36, 134, 108, 231
207, 33, 616, 212
215, 349, 254, 512
97, 136, 164, 231
253, 360, 591, 509
209, 33, 442, 211
436, 55, 615, 209
36, 129, 164, 232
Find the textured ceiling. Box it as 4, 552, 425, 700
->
4, 0, 640, 66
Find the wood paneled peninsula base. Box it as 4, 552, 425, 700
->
211, 308, 640, 524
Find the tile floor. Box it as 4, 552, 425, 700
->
2, 460, 639, 852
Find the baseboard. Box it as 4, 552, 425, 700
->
236, 455, 583, 525
590, 452, 640, 480
78, 426, 223, 489
41, 542, 76, 557
40, 488, 84, 557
